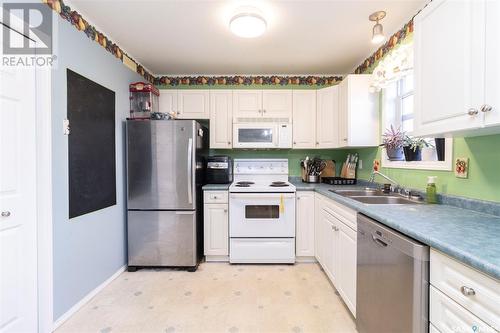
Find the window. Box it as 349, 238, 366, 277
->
381, 74, 453, 171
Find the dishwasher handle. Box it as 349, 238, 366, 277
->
372, 234, 388, 247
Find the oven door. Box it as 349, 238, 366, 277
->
233, 123, 278, 148
229, 193, 296, 237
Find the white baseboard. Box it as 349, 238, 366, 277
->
52, 265, 126, 331
295, 256, 317, 263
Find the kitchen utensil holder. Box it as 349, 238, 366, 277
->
306, 175, 320, 183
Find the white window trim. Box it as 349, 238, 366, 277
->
381, 80, 453, 171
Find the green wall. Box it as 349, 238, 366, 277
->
354, 135, 500, 202
211, 149, 349, 177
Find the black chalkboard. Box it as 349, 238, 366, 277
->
67, 69, 116, 219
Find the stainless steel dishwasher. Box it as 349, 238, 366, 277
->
356, 214, 429, 333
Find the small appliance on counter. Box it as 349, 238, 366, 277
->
206, 156, 233, 184
129, 82, 159, 119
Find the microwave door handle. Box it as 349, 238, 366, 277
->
187, 137, 193, 204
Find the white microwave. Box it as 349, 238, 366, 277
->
233, 122, 292, 149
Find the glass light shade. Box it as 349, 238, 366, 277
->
230, 13, 267, 38
372, 23, 385, 44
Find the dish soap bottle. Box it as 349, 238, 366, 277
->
426, 176, 438, 204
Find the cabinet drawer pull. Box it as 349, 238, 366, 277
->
480, 104, 492, 113
1, 211, 11, 217
467, 108, 479, 116
460, 286, 476, 296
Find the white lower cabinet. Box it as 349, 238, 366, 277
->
203, 191, 229, 261
430, 249, 500, 331
430, 286, 495, 333
313, 193, 357, 317
295, 191, 315, 258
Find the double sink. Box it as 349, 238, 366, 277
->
330, 188, 423, 205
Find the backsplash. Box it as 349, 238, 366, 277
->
355, 134, 500, 203
210, 149, 350, 177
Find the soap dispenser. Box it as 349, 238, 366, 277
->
426, 176, 438, 204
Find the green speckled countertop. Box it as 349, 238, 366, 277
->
291, 180, 500, 281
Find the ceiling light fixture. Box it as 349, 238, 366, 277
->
230, 9, 267, 38
369, 11, 386, 44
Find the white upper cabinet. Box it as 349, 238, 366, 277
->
159, 90, 178, 115
262, 90, 293, 119
233, 90, 292, 120
484, 0, 500, 127
292, 90, 317, 148
413, 0, 500, 136
337, 75, 379, 147
233, 90, 263, 119
159, 89, 209, 119
209, 90, 233, 149
177, 90, 210, 119
316, 86, 339, 148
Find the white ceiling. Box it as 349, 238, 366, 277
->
69, 0, 427, 75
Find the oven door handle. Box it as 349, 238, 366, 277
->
230, 193, 296, 199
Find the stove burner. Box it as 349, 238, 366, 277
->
270, 182, 290, 187
235, 184, 251, 187
236, 181, 255, 185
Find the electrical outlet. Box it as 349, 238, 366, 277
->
358, 159, 363, 169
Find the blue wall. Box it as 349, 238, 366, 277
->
51, 20, 142, 320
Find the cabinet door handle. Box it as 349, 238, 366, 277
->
228, 141, 231, 145
467, 108, 479, 116
297, 197, 300, 200
480, 104, 493, 113
263, 109, 266, 113
460, 286, 476, 296
316, 142, 319, 145
343, 138, 348, 142
224, 209, 228, 213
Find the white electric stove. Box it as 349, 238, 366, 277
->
229, 159, 296, 264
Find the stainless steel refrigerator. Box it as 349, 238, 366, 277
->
126, 120, 208, 271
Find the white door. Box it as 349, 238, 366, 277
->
295, 192, 315, 257
159, 90, 178, 115
209, 90, 233, 148
204, 204, 229, 256
322, 210, 337, 284
337, 222, 357, 317
233, 90, 262, 119
483, 0, 500, 127
292, 91, 316, 148
177, 90, 209, 119
413, 0, 486, 136
0, 29, 38, 332
316, 86, 339, 148
262, 90, 292, 119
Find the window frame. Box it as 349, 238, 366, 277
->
381, 76, 453, 171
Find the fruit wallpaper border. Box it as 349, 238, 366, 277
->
43, 0, 342, 87
154, 75, 342, 87
43, 0, 155, 82
354, 19, 414, 75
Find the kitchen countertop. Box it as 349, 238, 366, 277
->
290, 179, 500, 281
202, 183, 231, 190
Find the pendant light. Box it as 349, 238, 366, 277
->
369, 11, 386, 44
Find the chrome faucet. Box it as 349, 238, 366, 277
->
369, 170, 403, 193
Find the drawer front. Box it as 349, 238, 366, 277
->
204, 190, 228, 204
430, 250, 500, 329
229, 238, 295, 264
317, 193, 357, 231
430, 286, 496, 333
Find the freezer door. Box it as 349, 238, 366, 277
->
128, 210, 197, 267
127, 120, 196, 210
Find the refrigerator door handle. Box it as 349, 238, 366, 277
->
187, 137, 193, 204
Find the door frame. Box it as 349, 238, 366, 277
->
35, 65, 53, 332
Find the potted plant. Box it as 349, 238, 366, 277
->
381, 125, 405, 161
403, 136, 428, 161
